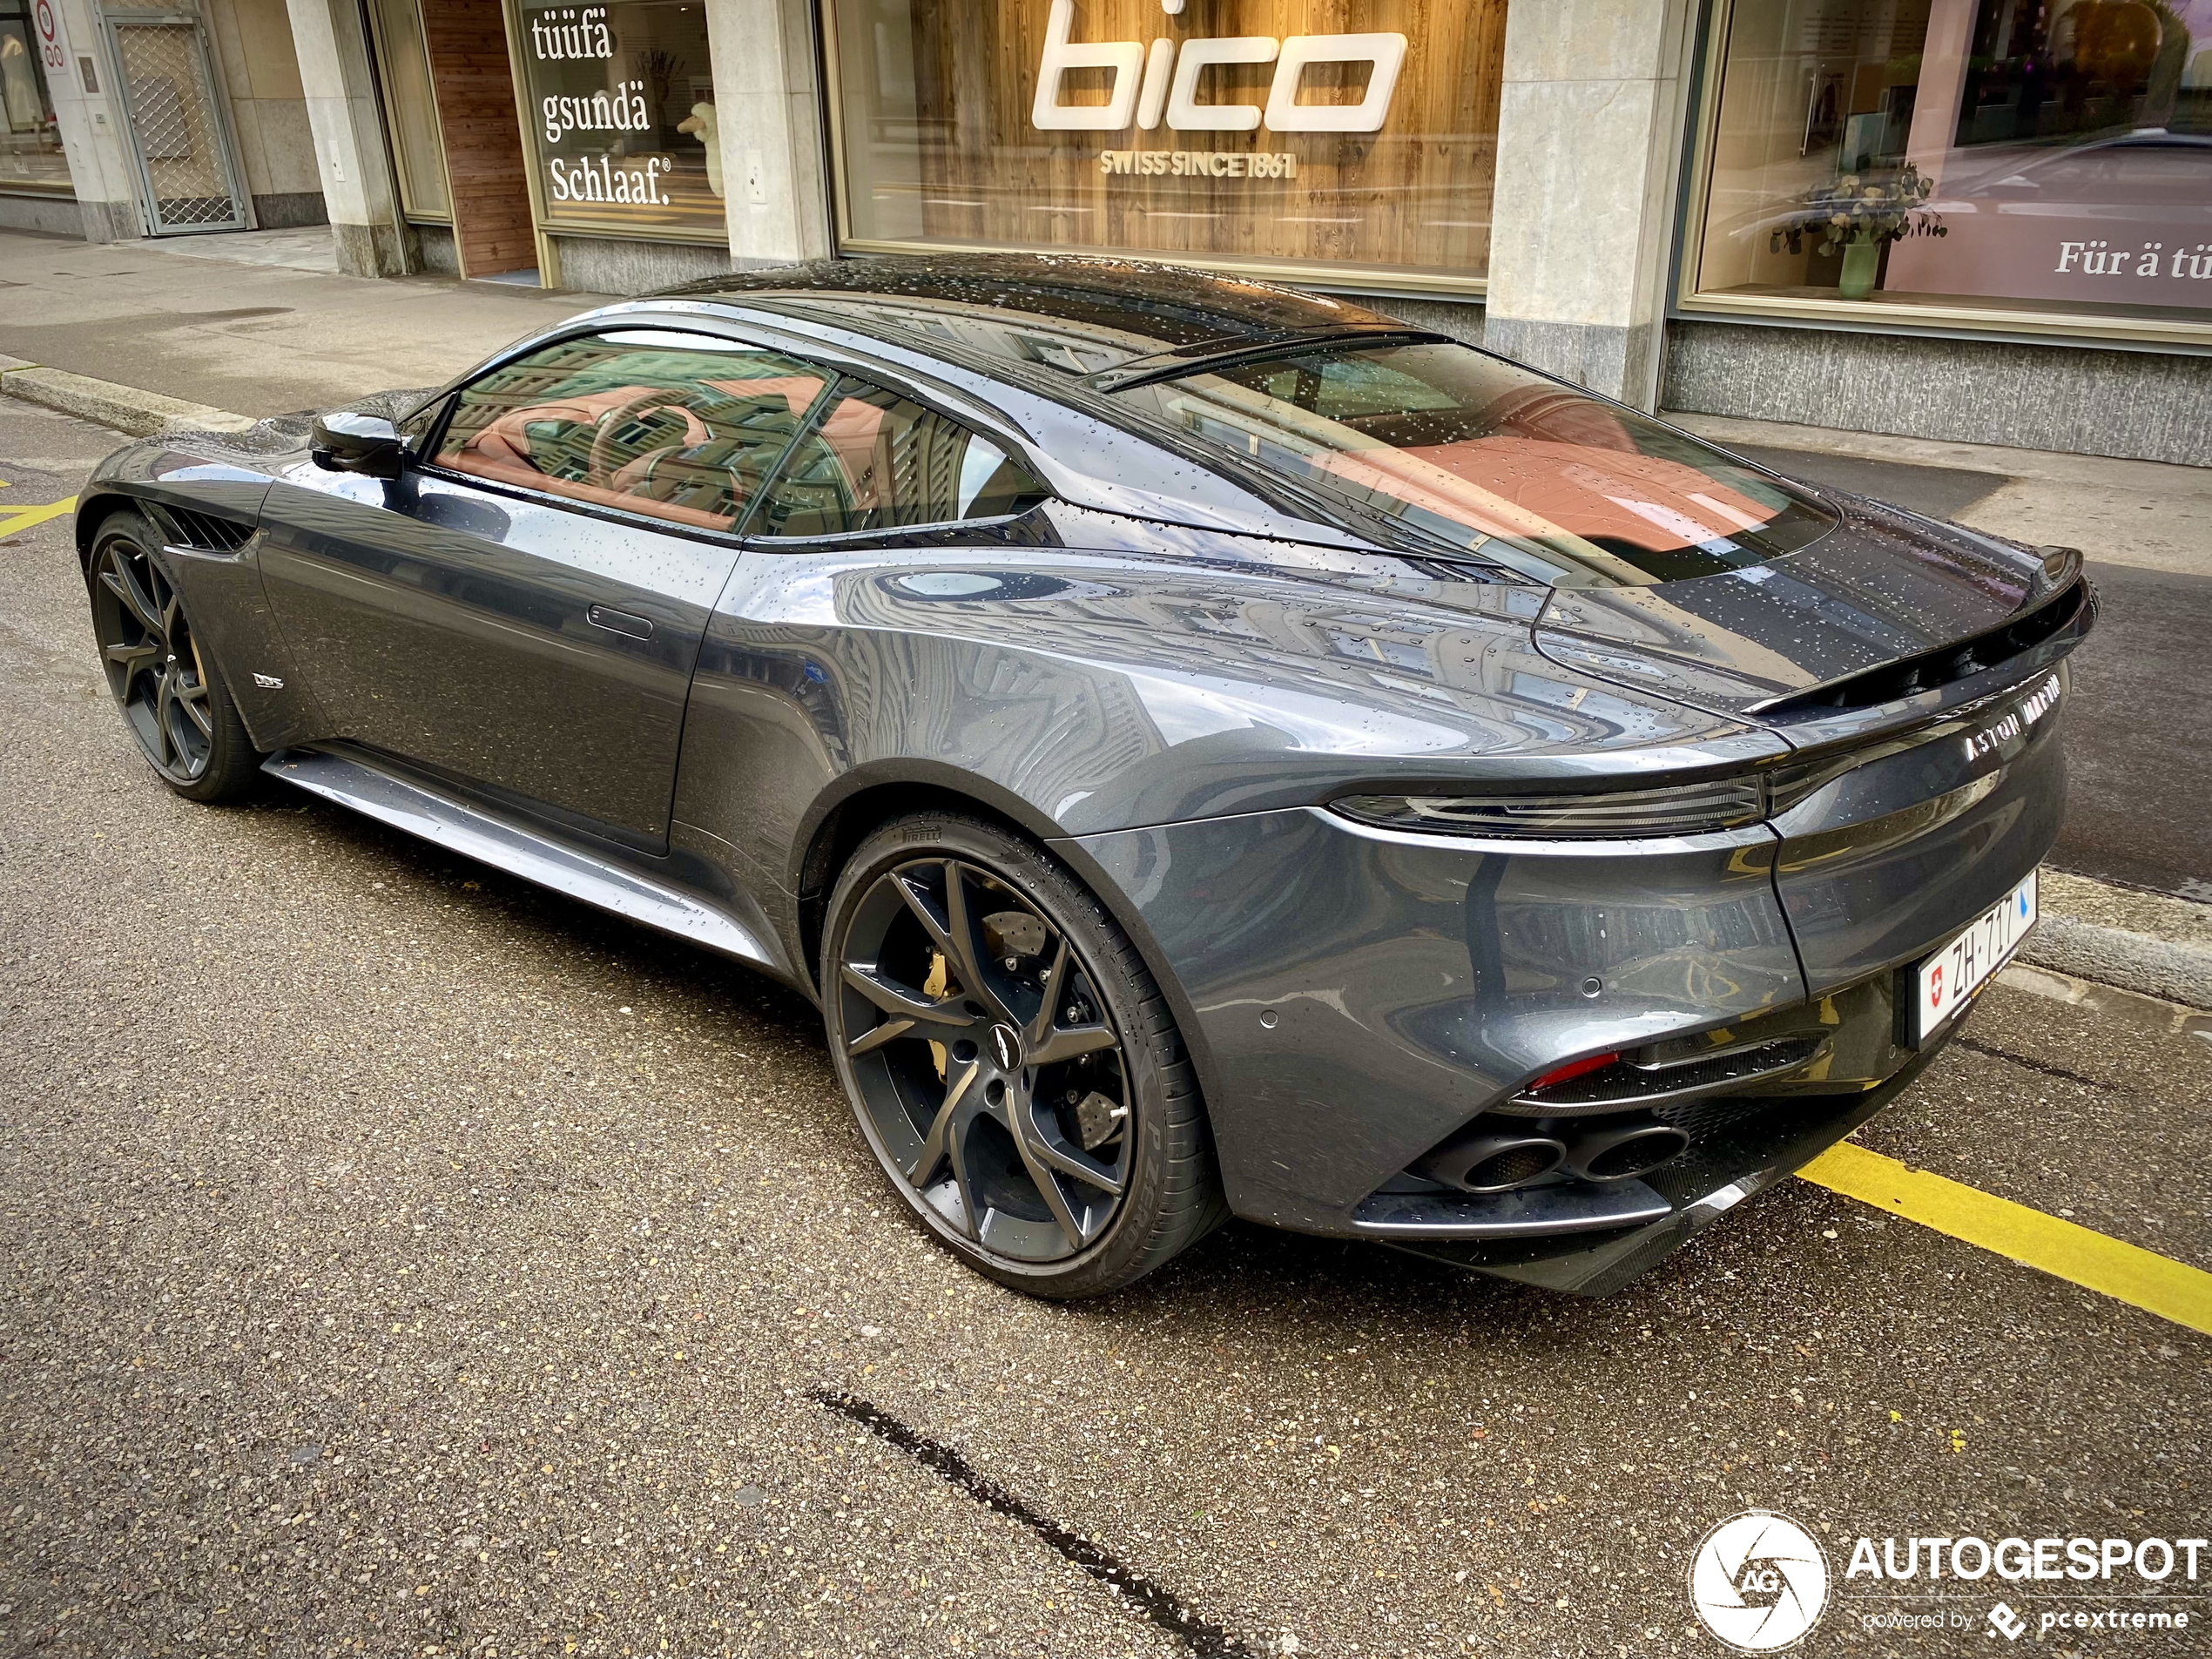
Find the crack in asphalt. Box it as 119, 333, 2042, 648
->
810, 1388, 1250, 1657
1952, 1035, 2123, 1094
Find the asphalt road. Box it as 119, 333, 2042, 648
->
3, 399, 2209, 1659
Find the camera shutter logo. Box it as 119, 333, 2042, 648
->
1688, 1510, 1831, 1651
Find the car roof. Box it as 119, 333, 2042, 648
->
616, 253, 1481, 562
654, 253, 1407, 361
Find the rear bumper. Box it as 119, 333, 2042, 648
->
1378, 1045, 1939, 1296
1069, 703, 2060, 1279
1070, 804, 1810, 1237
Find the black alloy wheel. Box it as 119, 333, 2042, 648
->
823, 814, 1225, 1296
89, 512, 263, 801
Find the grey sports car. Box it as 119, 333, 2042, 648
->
74, 254, 2091, 1298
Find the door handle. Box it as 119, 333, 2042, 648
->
585, 604, 655, 640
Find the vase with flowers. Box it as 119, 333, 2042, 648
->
1770, 162, 1947, 300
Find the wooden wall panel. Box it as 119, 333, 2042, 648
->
879, 0, 1507, 280
421, 0, 536, 278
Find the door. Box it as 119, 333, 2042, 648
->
673, 369, 1056, 855
256, 328, 837, 850
416, 0, 536, 280
104, 11, 247, 234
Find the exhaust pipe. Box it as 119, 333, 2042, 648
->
1414, 1132, 1568, 1195
1563, 1123, 1690, 1183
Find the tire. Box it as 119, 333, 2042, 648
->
87, 509, 265, 804
821, 812, 1228, 1298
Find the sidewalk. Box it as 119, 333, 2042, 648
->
1664, 415, 2212, 903
4, 225, 2208, 969
0, 227, 613, 418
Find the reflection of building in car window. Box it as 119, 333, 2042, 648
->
752, 381, 1047, 537
1126, 342, 1831, 586
436, 336, 828, 529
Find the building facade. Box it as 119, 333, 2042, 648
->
3, 0, 2208, 463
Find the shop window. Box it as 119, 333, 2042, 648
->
1686, 0, 2212, 338
366, 0, 451, 221
0, 0, 69, 194
825, 0, 1507, 290
515, 0, 725, 239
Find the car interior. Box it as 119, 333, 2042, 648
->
434, 334, 1043, 538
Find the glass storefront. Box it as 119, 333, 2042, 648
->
0, 0, 69, 194
515, 0, 723, 238
365, 0, 451, 221
824, 0, 1508, 290
1686, 0, 2212, 338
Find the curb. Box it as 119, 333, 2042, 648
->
2027, 869, 2212, 1013
2020, 917, 2212, 1014
1998, 962, 2212, 1041
0, 354, 257, 437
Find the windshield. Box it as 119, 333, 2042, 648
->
1111, 341, 1838, 586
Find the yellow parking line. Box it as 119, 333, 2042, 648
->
0, 495, 77, 536
1799, 1140, 2212, 1336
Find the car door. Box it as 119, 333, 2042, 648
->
256, 329, 835, 850
672, 371, 1056, 863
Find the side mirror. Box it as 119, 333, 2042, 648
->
312, 411, 407, 479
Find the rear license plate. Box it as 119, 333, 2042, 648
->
1915, 870, 2038, 1041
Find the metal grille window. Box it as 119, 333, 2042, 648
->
105, 14, 246, 233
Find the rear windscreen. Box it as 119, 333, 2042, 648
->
1114, 342, 1838, 586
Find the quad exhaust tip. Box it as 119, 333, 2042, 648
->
1565, 1123, 1691, 1183
1414, 1133, 1568, 1195
1413, 1121, 1693, 1195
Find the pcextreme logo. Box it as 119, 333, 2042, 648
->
1032, 0, 1407, 135
1689, 1511, 1831, 1652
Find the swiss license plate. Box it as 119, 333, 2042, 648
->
1915, 871, 2039, 1041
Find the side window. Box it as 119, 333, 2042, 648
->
751, 377, 1047, 539
433, 330, 833, 531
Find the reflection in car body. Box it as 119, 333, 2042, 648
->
71, 254, 2093, 1298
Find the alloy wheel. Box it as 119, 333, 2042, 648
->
91, 536, 214, 783
834, 856, 1134, 1263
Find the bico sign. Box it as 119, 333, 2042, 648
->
1031, 0, 1407, 135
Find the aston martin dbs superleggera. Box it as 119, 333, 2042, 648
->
74, 254, 2090, 1297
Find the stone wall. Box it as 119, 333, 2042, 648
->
207, 0, 325, 227
1663, 322, 2212, 469
549, 236, 733, 297
0, 195, 88, 238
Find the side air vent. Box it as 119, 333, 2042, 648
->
1753, 577, 2087, 720
148, 503, 257, 553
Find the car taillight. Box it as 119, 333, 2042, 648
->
1332, 777, 1766, 840
1525, 1052, 1622, 1091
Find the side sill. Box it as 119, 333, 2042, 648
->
263, 749, 779, 969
